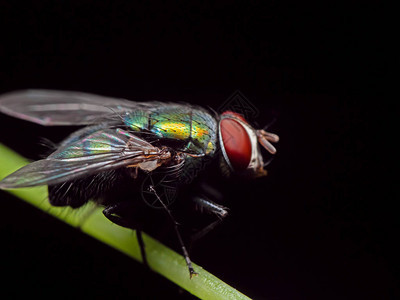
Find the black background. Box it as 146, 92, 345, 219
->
0, 1, 396, 299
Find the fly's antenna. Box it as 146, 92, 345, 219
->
256, 129, 279, 155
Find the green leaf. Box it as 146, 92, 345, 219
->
0, 143, 251, 300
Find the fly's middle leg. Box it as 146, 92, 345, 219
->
148, 185, 198, 278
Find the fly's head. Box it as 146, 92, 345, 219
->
218, 111, 279, 177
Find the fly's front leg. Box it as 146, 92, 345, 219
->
191, 196, 229, 243
193, 196, 228, 218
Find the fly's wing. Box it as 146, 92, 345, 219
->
0, 89, 163, 126
0, 128, 171, 189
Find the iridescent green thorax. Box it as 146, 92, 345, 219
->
123, 105, 217, 156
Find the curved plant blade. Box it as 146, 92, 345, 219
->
0, 143, 251, 300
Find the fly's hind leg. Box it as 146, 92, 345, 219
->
103, 202, 149, 269
103, 202, 138, 228
136, 229, 149, 267
191, 196, 229, 243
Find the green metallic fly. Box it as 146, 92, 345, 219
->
0, 90, 279, 277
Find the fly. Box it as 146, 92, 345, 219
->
0, 89, 279, 277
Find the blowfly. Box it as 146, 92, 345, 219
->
0, 90, 279, 277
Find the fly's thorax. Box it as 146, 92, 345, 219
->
150, 111, 192, 140
189, 110, 218, 156
123, 106, 218, 156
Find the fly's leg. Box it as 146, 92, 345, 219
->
193, 196, 228, 217
136, 229, 149, 267
148, 185, 198, 278
103, 203, 149, 268
102, 202, 138, 228
191, 196, 229, 243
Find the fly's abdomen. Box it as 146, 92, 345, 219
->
123, 106, 217, 156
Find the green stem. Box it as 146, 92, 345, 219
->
0, 143, 251, 300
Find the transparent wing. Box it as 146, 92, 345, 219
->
0, 128, 171, 189
0, 89, 163, 125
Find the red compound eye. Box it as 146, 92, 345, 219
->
221, 111, 248, 123
220, 118, 252, 171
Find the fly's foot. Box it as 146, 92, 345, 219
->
189, 267, 198, 279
